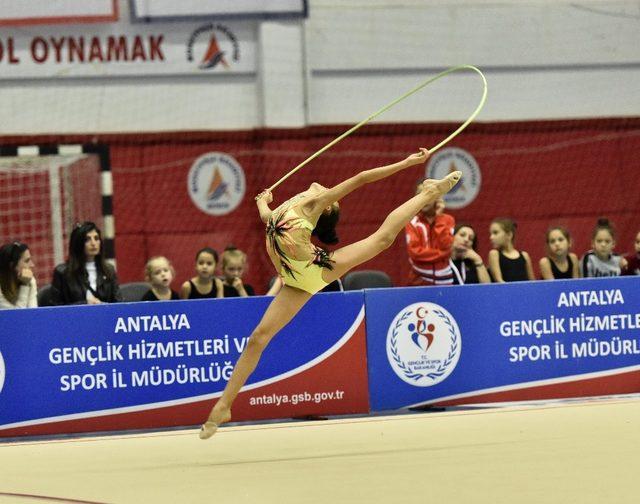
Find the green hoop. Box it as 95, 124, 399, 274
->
267, 64, 487, 192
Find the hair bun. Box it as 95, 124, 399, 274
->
597, 217, 610, 227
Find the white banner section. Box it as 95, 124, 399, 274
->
131, 0, 306, 20
0, 22, 256, 78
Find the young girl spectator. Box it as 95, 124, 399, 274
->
487, 218, 535, 282
0, 241, 37, 309
581, 218, 627, 277
623, 231, 640, 276
450, 224, 490, 284
539, 227, 580, 280
142, 256, 180, 301
220, 246, 255, 297
180, 247, 223, 299
50, 222, 122, 305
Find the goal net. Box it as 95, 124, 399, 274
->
0, 153, 102, 284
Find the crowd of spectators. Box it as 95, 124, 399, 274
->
0, 221, 257, 309
405, 200, 637, 287
0, 212, 638, 310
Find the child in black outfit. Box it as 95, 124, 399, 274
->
487, 218, 535, 282
220, 246, 255, 297
142, 256, 180, 301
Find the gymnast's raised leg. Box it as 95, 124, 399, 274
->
324, 175, 461, 283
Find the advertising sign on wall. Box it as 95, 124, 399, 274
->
366, 277, 640, 410
0, 20, 256, 78
0, 292, 369, 437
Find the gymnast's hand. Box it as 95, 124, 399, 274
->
255, 189, 273, 203
405, 148, 430, 166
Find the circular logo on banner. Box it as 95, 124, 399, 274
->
186, 24, 240, 71
188, 152, 246, 216
0, 350, 5, 394
386, 302, 461, 387
426, 147, 481, 209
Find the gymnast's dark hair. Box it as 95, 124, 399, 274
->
312, 207, 340, 245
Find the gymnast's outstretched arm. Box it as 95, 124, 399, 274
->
305, 149, 429, 216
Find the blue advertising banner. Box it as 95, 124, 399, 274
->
365, 277, 640, 411
0, 292, 369, 436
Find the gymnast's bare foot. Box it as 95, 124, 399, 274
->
422, 171, 462, 197
199, 404, 232, 440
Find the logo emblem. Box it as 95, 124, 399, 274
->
187, 24, 240, 70
188, 152, 246, 216
0, 350, 5, 394
387, 302, 461, 387
426, 147, 481, 209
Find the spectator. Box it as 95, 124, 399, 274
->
220, 246, 255, 297
487, 218, 535, 282
623, 230, 640, 276
539, 226, 580, 280
450, 224, 490, 284
581, 218, 627, 277
141, 256, 180, 301
50, 221, 122, 305
405, 181, 455, 286
180, 247, 223, 299
0, 241, 37, 309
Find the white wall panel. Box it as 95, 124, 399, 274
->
307, 1, 640, 69
1, 77, 258, 133
309, 67, 640, 123
307, 1, 640, 122
0, 0, 638, 134
259, 21, 307, 127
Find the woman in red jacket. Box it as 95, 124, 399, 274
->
405, 183, 455, 286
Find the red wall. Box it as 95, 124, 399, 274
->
5, 118, 639, 292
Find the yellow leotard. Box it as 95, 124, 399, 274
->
265, 194, 332, 294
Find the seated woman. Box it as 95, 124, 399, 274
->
50, 221, 122, 305
450, 223, 490, 284
0, 241, 37, 309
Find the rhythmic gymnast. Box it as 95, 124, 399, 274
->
199, 148, 461, 439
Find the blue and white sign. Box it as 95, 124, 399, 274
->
387, 302, 461, 387
366, 277, 640, 411
0, 292, 367, 435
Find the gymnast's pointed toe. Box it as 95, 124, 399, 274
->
438, 170, 462, 193
199, 421, 219, 440
446, 170, 462, 188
